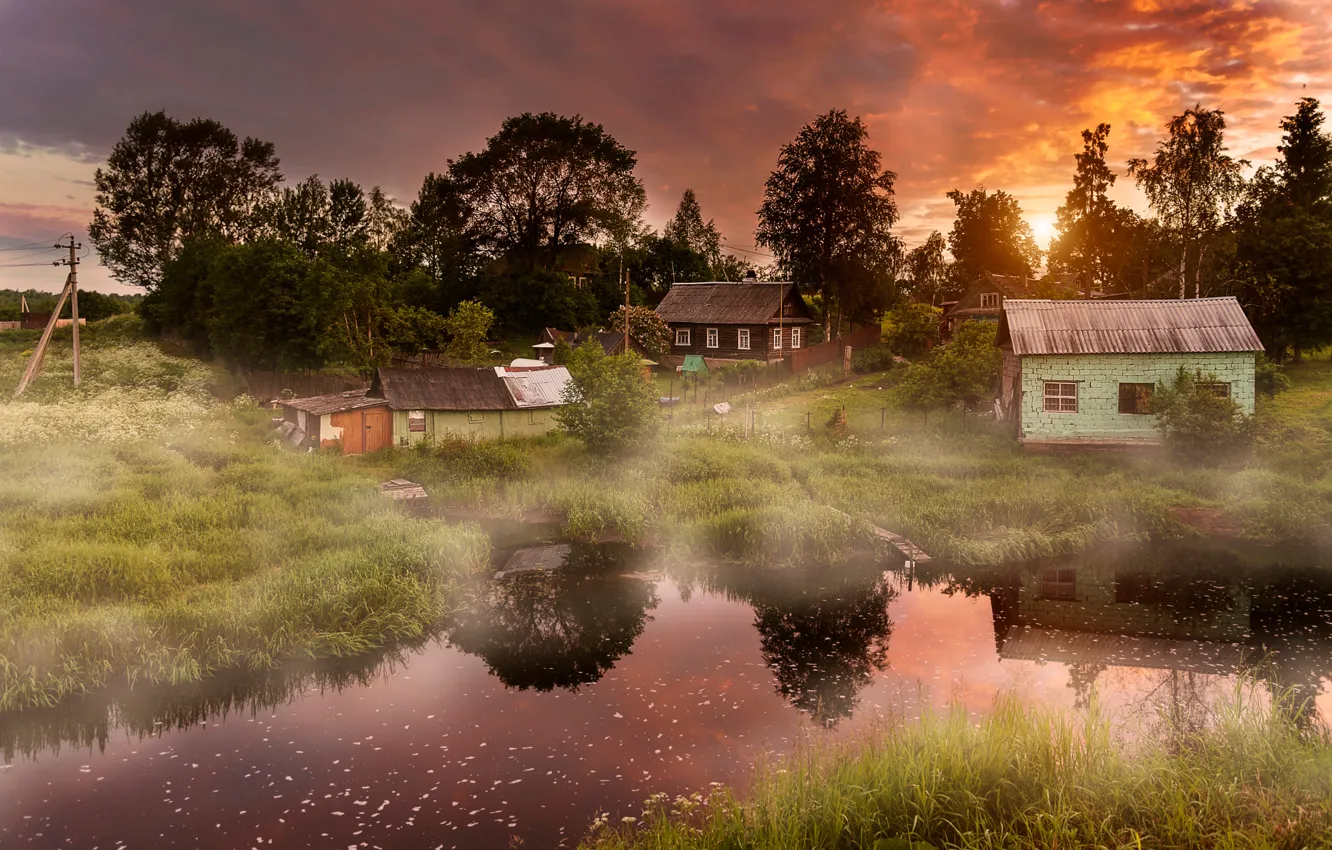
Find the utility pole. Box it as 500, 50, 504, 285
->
14, 236, 80, 396
624, 267, 630, 355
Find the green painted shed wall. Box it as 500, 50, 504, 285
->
393, 408, 558, 446
1019, 352, 1256, 443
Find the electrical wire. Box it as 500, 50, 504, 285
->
0, 261, 60, 268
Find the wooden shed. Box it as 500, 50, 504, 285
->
277, 389, 393, 454
371, 366, 571, 446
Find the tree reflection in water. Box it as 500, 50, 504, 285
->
443, 543, 660, 692
710, 562, 896, 728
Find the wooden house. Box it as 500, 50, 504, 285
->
996, 297, 1264, 448
943, 272, 1084, 337
536, 328, 650, 362
278, 366, 572, 453
654, 281, 814, 365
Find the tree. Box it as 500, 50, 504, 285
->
1129, 105, 1247, 299
904, 231, 951, 304
883, 302, 940, 356
663, 189, 722, 275
556, 343, 659, 452
890, 320, 1001, 411
945, 187, 1041, 285
449, 112, 647, 272
607, 305, 671, 359
442, 299, 495, 364
206, 239, 324, 371
1234, 98, 1332, 359
756, 110, 901, 334
1048, 124, 1122, 296
89, 111, 282, 288
366, 186, 409, 251
399, 172, 481, 310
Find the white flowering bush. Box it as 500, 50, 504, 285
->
0, 340, 221, 445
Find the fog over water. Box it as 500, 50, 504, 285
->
2, 540, 1329, 849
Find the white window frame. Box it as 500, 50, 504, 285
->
772, 328, 782, 349
790, 327, 801, 349
737, 328, 750, 350
675, 328, 691, 346
1043, 381, 1078, 413
706, 327, 719, 349
981, 292, 1000, 309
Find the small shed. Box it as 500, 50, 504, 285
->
996, 297, 1264, 448
277, 389, 393, 453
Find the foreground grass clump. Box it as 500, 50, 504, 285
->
0, 436, 490, 711
583, 697, 1332, 849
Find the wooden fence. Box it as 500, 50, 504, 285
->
243, 371, 367, 402
785, 326, 880, 373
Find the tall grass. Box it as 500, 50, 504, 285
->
582, 694, 1332, 849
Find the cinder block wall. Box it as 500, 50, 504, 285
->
1019, 352, 1256, 442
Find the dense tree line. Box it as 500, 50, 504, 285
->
92, 98, 1332, 371
0, 288, 138, 323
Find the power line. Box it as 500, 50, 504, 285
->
0, 234, 69, 252
0, 261, 60, 268
721, 241, 774, 258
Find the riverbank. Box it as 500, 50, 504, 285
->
580, 695, 1332, 849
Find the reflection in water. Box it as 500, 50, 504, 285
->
0, 644, 412, 763
690, 561, 896, 727
443, 543, 660, 691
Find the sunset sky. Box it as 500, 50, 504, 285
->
2, 0, 1330, 293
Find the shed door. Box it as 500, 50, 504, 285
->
330, 410, 365, 454
363, 408, 392, 453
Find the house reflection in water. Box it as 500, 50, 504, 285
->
985, 547, 1332, 725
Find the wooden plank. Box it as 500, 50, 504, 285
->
828, 507, 931, 562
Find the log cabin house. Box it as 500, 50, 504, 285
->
277, 365, 571, 453
654, 280, 815, 366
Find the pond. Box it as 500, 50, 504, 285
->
2, 538, 1331, 849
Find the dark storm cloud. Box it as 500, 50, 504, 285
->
1, 0, 1329, 252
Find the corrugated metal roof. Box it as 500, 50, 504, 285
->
498, 366, 572, 408
997, 297, 1264, 355
655, 281, 813, 325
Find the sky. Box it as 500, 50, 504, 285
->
1, 0, 1330, 294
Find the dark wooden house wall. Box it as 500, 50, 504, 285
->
665, 323, 778, 361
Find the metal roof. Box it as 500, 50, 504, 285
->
371, 368, 517, 411
497, 366, 572, 408
997, 297, 1264, 356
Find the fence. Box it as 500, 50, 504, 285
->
784, 326, 880, 373
243, 371, 368, 402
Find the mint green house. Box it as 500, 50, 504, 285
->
995, 298, 1264, 448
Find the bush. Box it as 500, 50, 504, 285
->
889, 321, 1000, 411
1154, 367, 1253, 464
883, 303, 940, 356
556, 342, 660, 452
1256, 354, 1291, 397
852, 345, 896, 373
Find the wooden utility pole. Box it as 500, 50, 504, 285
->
624, 267, 630, 355
14, 236, 81, 397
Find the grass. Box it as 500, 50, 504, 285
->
0, 325, 491, 711
581, 694, 1332, 849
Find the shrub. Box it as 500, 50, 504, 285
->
1256, 354, 1291, 397
852, 345, 896, 374
556, 342, 660, 452
1153, 366, 1253, 463
883, 303, 940, 356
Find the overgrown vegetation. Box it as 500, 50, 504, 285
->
581, 695, 1332, 849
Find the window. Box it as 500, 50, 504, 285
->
1040, 568, 1077, 601
1118, 383, 1154, 415
706, 327, 719, 349
980, 292, 1000, 309
675, 328, 691, 346
790, 327, 801, 348
1200, 381, 1231, 398
1043, 381, 1078, 413
468, 412, 485, 424
772, 328, 782, 349
408, 410, 426, 433
1115, 573, 1154, 604
737, 328, 750, 350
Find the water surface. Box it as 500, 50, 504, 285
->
2, 540, 1330, 849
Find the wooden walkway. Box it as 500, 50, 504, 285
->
829, 508, 931, 562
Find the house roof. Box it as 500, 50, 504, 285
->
278, 388, 385, 416
497, 366, 572, 408
997, 297, 1264, 356
655, 281, 810, 325
371, 368, 517, 411
1000, 627, 1246, 676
